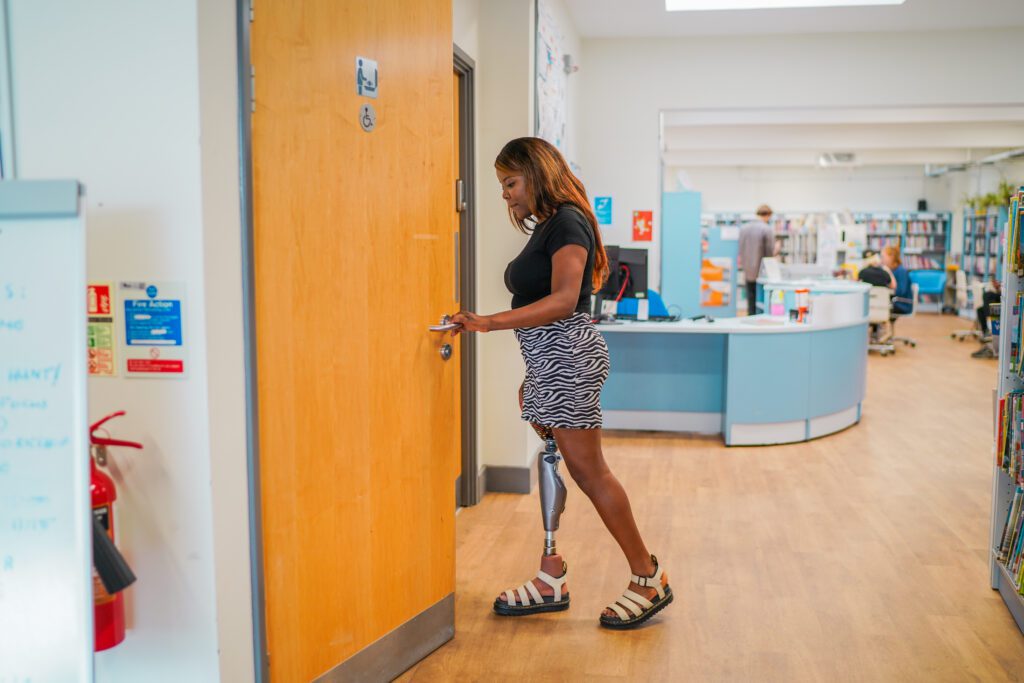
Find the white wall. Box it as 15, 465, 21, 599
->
474, 0, 536, 471
9, 1, 251, 680
668, 165, 936, 214
196, 1, 255, 681
579, 28, 1024, 289
931, 159, 1024, 258
463, 0, 584, 474
454, 0, 480, 60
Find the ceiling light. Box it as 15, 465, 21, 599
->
666, 0, 905, 11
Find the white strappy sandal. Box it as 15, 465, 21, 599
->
493, 562, 570, 616
599, 554, 673, 629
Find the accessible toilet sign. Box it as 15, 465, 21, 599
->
120, 281, 188, 378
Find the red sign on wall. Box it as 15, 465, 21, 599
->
632, 210, 653, 242
126, 359, 184, 374
87, 284, 112, 316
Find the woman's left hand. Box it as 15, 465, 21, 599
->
450, 311, 491, 335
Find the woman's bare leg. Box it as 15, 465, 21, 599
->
552, 427, 667, 616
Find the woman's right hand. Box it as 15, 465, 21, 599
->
450, 310, 492, 335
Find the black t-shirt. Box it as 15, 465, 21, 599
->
858, 266, 891, 288
504, 204, 596, 313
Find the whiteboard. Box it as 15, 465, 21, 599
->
0, 180, 92, 682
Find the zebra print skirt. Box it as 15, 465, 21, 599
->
514, 312, 611, 430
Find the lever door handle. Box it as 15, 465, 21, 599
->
429, 314, 462, 332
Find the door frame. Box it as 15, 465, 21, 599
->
235, 0, 269, 681
454, 44, 480, 508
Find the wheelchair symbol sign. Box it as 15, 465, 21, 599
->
360, 104, 376, 132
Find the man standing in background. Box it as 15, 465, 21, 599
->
738, 204, 778, 316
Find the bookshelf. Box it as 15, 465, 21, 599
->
962, 206, 1009, 286
991, 186, 1024, 635
702, 212, 819, 266
706, 210, 951, 269
855, 211, 952, 271
703, 212, 820, 315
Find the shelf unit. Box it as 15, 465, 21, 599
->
991, 186, 1024, 635
855, 211, 952, 270
706, 211, 952, 271
962, 206, 1009, 286
702, 212, 819, 265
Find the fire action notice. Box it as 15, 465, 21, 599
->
119, 281, 188, 379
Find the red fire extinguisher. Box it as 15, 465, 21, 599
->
90, 411, 142, 652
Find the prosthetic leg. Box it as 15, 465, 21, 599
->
533, 423, 567, 556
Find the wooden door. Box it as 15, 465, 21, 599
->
250, 1, 459, 680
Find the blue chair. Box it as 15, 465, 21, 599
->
908, 270, 946, 313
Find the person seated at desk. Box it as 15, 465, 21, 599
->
857, 250, 891, 287
972, 279, 1001, 359
881, 246, 912, 315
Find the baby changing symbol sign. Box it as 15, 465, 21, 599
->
356, 56, 378, 98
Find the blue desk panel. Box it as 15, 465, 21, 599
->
599, 320, 868, 446
725, 333, 811, 424
602, 332, 725, 413
807, 326, 867, 418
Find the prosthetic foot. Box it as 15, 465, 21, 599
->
492, 425, 571, 616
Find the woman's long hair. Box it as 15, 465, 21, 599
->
495, 137, 609, 292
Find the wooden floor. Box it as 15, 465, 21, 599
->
399, 314, 1024, 682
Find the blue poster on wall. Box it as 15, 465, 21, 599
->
594, 196, 612, 225
125, 299, 183, 346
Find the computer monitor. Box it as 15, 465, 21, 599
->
617, 248, 648, 299
593, 246, 649, 319
599, 247, 647, 299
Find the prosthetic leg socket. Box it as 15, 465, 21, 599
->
538, 435, 567, 556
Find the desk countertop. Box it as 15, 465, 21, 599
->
596, 313, 867, 335
756, 279, 871, 294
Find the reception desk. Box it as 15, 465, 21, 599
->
598, 280, 870, 446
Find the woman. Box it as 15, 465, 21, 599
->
451, 137, 672, 629
881, 246, 913, 314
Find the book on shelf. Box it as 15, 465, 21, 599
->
999, 486, 1023, 560
1009, 189, 1024, 275
997, 390, 1024, 480
1011, 292, 1024, 376
997, 486, 1024, 596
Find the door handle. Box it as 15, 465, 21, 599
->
428, 314, 462, 333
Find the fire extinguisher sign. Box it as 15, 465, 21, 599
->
119, 281, 188, 379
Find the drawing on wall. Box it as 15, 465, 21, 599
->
536, 0, 567, 152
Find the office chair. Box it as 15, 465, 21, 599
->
950, 280, 983, 342
890, 282, 918, 348
867, 286, 896, 356
951, 274, 987, 342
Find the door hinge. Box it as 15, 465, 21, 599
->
249, 0, 254, 22
250, 65, 255, 113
